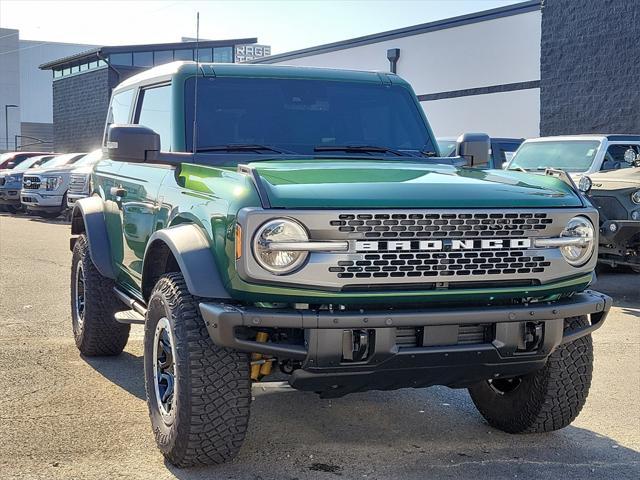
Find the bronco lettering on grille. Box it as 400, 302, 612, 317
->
355, 238, 532, 252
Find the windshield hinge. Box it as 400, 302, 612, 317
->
377, 72, 393, 86
201, 64, 216, 77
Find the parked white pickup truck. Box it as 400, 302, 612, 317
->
505, 135, 640, 180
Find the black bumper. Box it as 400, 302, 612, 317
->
199, 290, 611, 397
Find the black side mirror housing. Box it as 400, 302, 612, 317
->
456, 133, 490, 167
105, 124, 160, 163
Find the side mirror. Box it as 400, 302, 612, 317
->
105, 124, 160, 163
456, 133, 490, 167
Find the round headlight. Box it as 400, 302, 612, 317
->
623, 148, 637, 164
253, 218, 309, 274
559, 216, 595, 266
578, 176, 592, 193
632, 190, 640, 205
631, 210, 640, 220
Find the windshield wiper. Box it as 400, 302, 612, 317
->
313, 144, 411, 157
197, 144, 293, 154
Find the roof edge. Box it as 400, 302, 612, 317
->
250, 0, 540, 64
39, 37, 259, 70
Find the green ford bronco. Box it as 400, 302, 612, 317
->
70, 62, 611, 467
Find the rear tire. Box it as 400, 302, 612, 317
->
70, 234, 130, 355
468, 316, 593, 433
144, 273, 251, 467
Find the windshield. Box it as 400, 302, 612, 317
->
184, 77, 435, 157
436, 139, 457, 157
39, 153, 84, 168
13, 156, 53, 171
509, 140, 600, 172
73, 150, 103, 167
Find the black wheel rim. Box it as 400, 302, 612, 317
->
75, 262, 85, 327
153, 317, 177, 424
488, 377, 522, 395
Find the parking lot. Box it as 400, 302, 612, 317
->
0, 211, 638, 480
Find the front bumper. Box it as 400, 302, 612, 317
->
0, 188, 21, 205
200, 290, 611, 397
598, 220, 640, 267
20, 191, 64, 209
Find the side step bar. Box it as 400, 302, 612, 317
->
113, 287, 147, 325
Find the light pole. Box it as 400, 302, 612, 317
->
4, 104, 18, 151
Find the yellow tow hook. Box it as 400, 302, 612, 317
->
250, 332, 274, 381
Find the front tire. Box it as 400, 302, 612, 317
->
70, 234, 130, 355
144, 273, 251, 467
468, 316, 593, 433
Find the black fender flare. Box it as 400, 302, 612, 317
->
71, 196, 117, 279
142, 224, 231, 299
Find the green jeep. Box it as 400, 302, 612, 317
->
69, 62, 611, 467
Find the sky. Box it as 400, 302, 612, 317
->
0, 0, 522, 54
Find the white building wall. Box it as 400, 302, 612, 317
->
265, 10, 541, 138
19, 40, 94, 124
0, 28, 21, 151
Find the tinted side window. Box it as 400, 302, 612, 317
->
602, 144, 639, 170
136, 85, 172, 151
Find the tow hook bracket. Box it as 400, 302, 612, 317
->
342, 329, 372, 362
518, 322, 544, 353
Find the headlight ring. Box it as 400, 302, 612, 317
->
559, 216, 595, 267
252, 218, 309, 275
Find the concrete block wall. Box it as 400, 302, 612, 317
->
540, 0, 640, 135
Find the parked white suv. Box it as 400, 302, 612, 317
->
20, 152, 86, 218
505, 135, 640, 180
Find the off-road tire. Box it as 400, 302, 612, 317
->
70, 234, 130, 355
468, 316, 593, 433
144, 273, 251, 467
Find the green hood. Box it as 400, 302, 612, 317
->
251, 160, 583, 209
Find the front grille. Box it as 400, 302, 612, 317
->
396, 324, 493, 348
331, 250, 551, 279
23, 176, 41, 190
590, 195, 627, 221
68, 174, 88, 194
330, 212, 552, 238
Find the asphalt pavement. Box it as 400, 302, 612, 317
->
0, 212, 638, 480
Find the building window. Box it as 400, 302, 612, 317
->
98, 59, 107, 67
174, 49, 193, 61
53, 69, 62, 78
135, 85, 173, 151
154, 50, 173, 65
196, 48, 213, 62
133, 51, 153, 67
80, 63, 88, 72
110, 52, 133, 66
213, 46, 233, 63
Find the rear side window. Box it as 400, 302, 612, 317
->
135, 85, 172, 151
601, 144, 639, 170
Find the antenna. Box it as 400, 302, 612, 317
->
192, 11, 200, 153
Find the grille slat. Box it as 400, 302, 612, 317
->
589, 196, 627, 221
396, 324, 492, 348
333, 212, 550, 238
68, 174, 88, 194
23, 176, 41, 190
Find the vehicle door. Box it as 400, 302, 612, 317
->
95, 88, 135, 275
113, 83, 173, 288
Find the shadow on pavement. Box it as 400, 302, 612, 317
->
83, 351, 146, 400
161, 386, 640, 479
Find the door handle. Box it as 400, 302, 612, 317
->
110, 186, 127, 198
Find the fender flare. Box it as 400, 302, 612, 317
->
143, 224, 231, 299
71, 196, 116, 279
